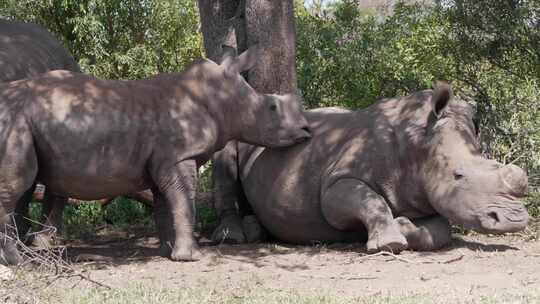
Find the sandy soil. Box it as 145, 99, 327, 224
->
59, 224, 540, 303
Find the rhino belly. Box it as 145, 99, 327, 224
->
241, 147, 360, 244
40, 174, 150, 200
32, 127, 154, 200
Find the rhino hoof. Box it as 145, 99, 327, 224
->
170, 245, 202, 262
366, 226, 408, 254
211, 215, 246, 244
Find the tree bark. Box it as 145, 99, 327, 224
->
197, 0, 297, 93
244, 0, 297, 94
199, 0, 298, 243
197, 0, 245, 62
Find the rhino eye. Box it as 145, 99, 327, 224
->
270, 104, 277, 111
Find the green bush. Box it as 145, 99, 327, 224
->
103, 198, 153, 228
0, 0, 203, 80
63, 202, 105, 239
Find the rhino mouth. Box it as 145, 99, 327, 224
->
474, 201, 529, 234
268, 128, 312, 147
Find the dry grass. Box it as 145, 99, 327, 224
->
0, 218, 111, 304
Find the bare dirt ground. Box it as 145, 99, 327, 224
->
55, 221, 540, 303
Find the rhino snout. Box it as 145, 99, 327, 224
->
478, 203, 529, 234
500, 164, 528, 197
293, 125, 312, 143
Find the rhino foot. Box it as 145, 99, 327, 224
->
211, 214, 246, 244
366, 223, 408, 254
242, 215, 267, 243
170, 243, 202, 262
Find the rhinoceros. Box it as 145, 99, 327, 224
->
1, 19, 82, 241
0, 46, 311, 265
0, 19, 80, 82
211, 83, 530, 252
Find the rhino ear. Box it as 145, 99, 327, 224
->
431, 81, 452, 119
227, 44, 261, 75
220, 45, 237, 69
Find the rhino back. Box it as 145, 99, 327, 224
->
2, 71, 218, 199
240, 109, 361, 243
0, 20, 80, 82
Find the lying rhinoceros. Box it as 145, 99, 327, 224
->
211, 83, 530, 252
0, 46, 311, 265
0, 19, 80, 82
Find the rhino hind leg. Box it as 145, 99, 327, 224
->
13, 183, 37, 240
0, 121, 38, 265
396, 216, 451, 251
211, 143, 247, 244
31, 191, 68, 248
321, 178, 408, 253
152, 189, 174, 257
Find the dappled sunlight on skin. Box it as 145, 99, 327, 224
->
213, 83, 530, 251
0, 46, 312, 264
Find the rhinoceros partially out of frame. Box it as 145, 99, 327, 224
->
0, 46, 312, 265
211, 83, 529, 252
0, 19, 80, 82
1, 19, 82, 240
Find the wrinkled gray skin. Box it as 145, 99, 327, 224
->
0, 19, 80, 82
212, 83, 529, 252
0, 47, 311, 265
0, 19, 81, 247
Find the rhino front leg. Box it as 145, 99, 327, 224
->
151, 159, 201, 261
321, 178, 408, 253
211, 142, 246, 244
395, 216, 451, 251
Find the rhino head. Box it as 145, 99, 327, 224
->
421, 83, 529, 234
212, 45, 311, 147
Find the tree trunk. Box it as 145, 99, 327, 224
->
244, 0, 297, 94
199, 0, 298, 243
197, 0, 297, 93
197, 0, 245, 62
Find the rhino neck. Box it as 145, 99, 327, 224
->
146, 66, 241, 151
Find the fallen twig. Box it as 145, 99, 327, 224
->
0, 216, 112, 302
357, 251, 465, 265
299, 274, 378, 280
358, 251, 416, 263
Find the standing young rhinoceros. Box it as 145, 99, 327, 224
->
0, 19, 80, 82
0, 46, 312, 265
211, 83, 530, 252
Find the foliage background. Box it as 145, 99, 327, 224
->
0, 0, 538, 225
